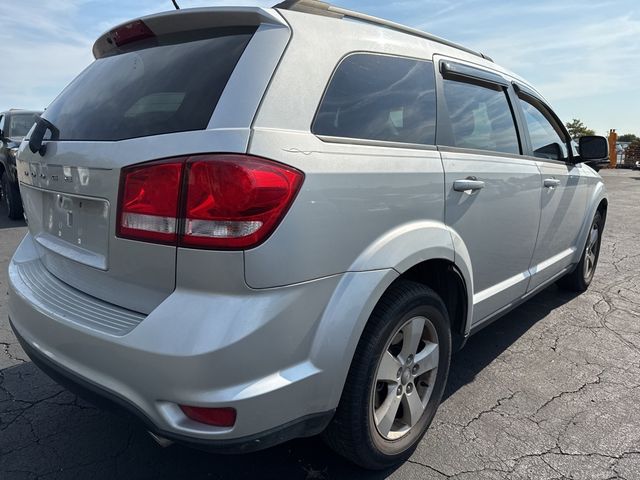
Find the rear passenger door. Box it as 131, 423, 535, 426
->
435, 59, 541, 324
514, 88, 589, 291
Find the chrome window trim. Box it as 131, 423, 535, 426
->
317, 134, 438, 151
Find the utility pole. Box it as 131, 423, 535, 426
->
608, 129, 618, 168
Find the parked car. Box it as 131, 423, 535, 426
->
8, 1, 609, 469
0, 109, 42, 219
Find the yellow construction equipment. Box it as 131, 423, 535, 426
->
608, 129, 617, 168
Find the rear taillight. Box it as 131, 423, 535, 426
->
117, 160, 183, 245
182, 156, 303, 249
117, 154, 304, 250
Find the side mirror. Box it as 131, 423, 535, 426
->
577, 136, 608, 162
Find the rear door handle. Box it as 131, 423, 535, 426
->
453, 178, 485, 192
543, 178, 561, 188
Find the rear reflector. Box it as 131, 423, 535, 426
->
116, 154, 304, 250
180, 405, 237, 427
110, 20, 155, 47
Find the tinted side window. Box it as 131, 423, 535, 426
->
313, 54, 436, 145
442, 79, 520, 155
519, 97, 568, 160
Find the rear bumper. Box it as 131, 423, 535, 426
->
8, 234, 349, 448
10, 322, 332, 453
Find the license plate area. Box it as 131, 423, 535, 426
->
22, 185, 110, 270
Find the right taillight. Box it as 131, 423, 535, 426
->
116, 154, 304, 250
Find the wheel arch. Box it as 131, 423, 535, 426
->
574, 182, 608, 263
596, 197, 608, 224
347, 220, 474, 341
312, 224, 475, 411
400, 259, 470, 352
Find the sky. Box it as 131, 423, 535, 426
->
0, 0, 638, 136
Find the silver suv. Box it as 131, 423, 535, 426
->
8, 1, 609, 469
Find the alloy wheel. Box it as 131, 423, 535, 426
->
371, 315, 439, 440
583, 222, 600, 281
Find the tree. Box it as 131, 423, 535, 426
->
565, 118, 596, 139
618, 134, 638, 143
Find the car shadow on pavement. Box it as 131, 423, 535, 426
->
443, 284, 578, 402
0, 285, 578, 480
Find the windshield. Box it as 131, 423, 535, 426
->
9, 113, 40, 138
41, 27, 255, 141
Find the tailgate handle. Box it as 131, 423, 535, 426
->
454, 177, 485, 192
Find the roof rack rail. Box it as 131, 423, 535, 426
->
273, 0, 493, 62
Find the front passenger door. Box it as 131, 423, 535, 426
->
516, 93, 589, 291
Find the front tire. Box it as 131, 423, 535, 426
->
557, 210, 603, 292
1, 172, 24, 220
323, 280, 451, 469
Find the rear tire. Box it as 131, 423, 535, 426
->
557, 211, 603, 292
323, 280, 451, 470
1, 172, 24, 220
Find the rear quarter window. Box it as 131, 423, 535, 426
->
312, 53, 437, 146
41, 27, 256, 141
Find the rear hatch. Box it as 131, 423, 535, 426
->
16, 8, 285, 314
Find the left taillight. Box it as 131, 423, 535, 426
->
116, 154, 304, 250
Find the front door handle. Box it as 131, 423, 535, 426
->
453, 177, 485, 192
544, 178, 561, 188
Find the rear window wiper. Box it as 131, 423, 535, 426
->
29, 116, 59, 156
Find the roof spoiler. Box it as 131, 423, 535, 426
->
273, 0, 493, 62
93, 7, 286, 59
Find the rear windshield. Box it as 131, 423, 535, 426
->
9, 113, 40, 138
42, 27, 255, 141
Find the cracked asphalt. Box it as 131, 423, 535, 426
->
1, 169, 640, 479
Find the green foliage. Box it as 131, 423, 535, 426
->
618, 134, 638, 143
565, 118, 596, 139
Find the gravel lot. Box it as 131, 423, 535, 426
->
1, 169, 639, 480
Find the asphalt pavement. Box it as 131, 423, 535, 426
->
1, 169, 639, 479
